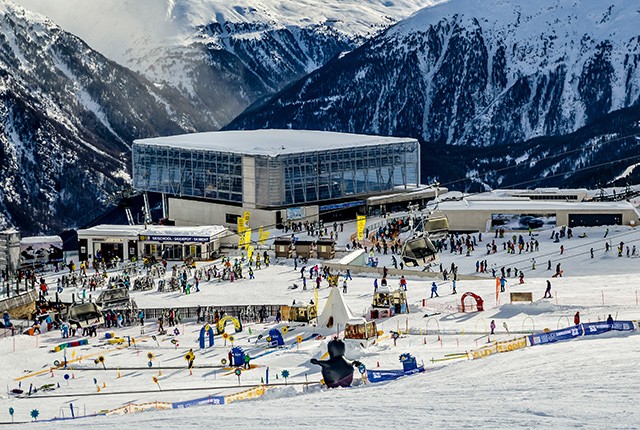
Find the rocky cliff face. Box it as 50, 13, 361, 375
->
0, 2, 212, 234
228, 0, 640, 150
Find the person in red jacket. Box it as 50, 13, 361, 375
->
574, 311, 580, 325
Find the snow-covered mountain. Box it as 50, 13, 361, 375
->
228, 0, 640, 150
14, 0, 438, 127
0, 1, 215, 234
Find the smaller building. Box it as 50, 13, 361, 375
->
77, 225, 227, 262
436, 194, 639, 232
0, 228, 20, 276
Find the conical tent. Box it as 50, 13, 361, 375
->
317, 288, 356, 330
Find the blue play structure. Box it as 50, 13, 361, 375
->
199, 324, 215, 349
267, 328, 285, 347
230, 346, 245, 366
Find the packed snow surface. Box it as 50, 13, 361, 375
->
2, 219, 640, 428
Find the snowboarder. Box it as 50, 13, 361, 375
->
574, 311, 580, 325
606, 314, 614, 324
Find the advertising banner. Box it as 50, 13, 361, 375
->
286, 207, 305, 220
243, 228, 251, 250
243, 211, 251, 229
528, 325, 583, 346
490, 213, 556, 231
582, 321, 635, 336
20, 236, 64, 266
495, 337, 528, 353
224, 386, 266, 404
356, 215, 366, 240
367, 369, 406, 383
172, 396, 225, 409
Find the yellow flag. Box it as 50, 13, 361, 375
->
237, 216, 245, 234
259, 230, 271, 245
244, 228, 251, 250
247, 245, 254, 259
356, 215, 366, 240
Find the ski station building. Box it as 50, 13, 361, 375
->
435, 190, 640, 232
132, 130, 439, 229
76, 225, 227, 262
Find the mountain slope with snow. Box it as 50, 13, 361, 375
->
0, 1, 214, 234
14, 0, 439, 127
228, 0, 640, 148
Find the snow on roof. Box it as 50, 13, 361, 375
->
20, 235, 62, 244
134, 129, 417, 156
78, 224, 226, 238
438, 199, 635, 211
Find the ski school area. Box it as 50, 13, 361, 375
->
2, 219, 640, 427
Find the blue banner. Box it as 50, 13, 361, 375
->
172, 395, 225, 409
367, 366, 425, 383
582, 321, 635, 336
528, 325, 583, 346
319, 200, 366, 212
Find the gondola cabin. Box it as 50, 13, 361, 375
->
288, 302, 318, 323
344, 317, 378, 347
369, 285, 409, 319
401, 233, 439, 268
422, 213, 449, 239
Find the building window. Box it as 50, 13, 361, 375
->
225, 213, 240, 224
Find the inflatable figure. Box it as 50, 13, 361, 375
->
310, 338, 362, 388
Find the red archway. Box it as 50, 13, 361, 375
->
460, 292, 484, 312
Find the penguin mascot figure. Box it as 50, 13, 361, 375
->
310, 338, 362, 388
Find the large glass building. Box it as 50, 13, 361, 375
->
133, 130, 420, 209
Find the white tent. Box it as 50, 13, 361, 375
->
317, 287, 356, 330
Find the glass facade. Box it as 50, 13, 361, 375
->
258, 143, 419, 206
133, 140, 419, 207
133, 145, 243, 202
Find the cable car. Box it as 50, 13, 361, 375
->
401, 233, 439, 268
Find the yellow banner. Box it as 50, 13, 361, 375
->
495, 336, 528, 353
244, 228, 251, 250
237, 216, 245, 234
356, 215, 366, 240
225, 385, 267, 404
247, 245, 254, 259
243, 211, 250, 229
471, 344, 496, 360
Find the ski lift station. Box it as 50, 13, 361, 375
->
76, 225, 227, 262
433, 191, 639, 232
132, 130, 442, 228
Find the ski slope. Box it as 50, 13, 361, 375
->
1, 222, 640, 427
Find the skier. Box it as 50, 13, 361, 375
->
574, 311, 580, 325
490, 320, 496, 335
430, 282, 439, 298
606, 314, 614, 324
342, 279, 348, 294
543, 280, 552, 298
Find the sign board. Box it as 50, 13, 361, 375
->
510, 292, 533, 303
139, 235, 209, 243
286, 207, 305, 220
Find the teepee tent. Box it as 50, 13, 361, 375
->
317, 288, 356, 330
